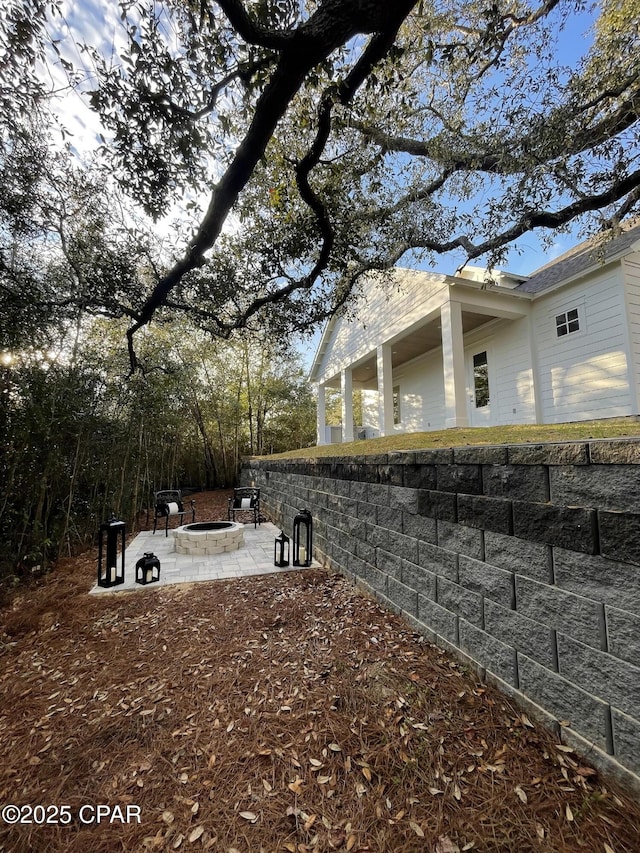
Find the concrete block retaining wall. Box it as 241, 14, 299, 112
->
241, 439, 640, 792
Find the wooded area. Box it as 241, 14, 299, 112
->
0, 320, 315, 579
1, 0, 638, 578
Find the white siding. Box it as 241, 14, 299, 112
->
313, 270, 449, 384
393, 350, 446, 432
360, 391, 378, 434
622, 253, 640, 411
360, 350, 446, 434
464, 319, 537, 426
531, 268, 632, 423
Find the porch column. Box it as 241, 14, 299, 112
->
316, 384, 327, 445
440, 299, 469, 428
376, 343, 394, 435
341, 368, 354, 442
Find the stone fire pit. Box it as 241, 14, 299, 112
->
173, 521, 244, 556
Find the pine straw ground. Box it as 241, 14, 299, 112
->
1, 492, 639, 853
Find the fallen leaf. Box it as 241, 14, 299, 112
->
576, 767, 597, 778
304, 814, 317, 831
288, 777, 304, 794
604, 844, 616, 853
566, 804, 574, 822
317, 775, 331, 784
453, 782, 462, 801
410, 822, 424, 837
520, 714, 535, 728
263, 779, 273, 792
161, 811, 175, 825
428, 787, 444, 796
514, 786, 528, 804
172, 833, 184, 849
346, 833, 357, 850
239, 811, 257, 823
362, 766, 372, 782
188, 825, 204, 842
328, 743, 342, 752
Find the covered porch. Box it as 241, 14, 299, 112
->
315, 283, 532, 444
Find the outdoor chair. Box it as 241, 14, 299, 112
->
228, 487, 261, 528
152, 489, 195, 536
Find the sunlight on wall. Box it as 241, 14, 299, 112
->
550, 352, 630, 419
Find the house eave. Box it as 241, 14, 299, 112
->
449, 279, 534, 301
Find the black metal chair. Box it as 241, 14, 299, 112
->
152, 489, 195, 536
228, 487, 261, 528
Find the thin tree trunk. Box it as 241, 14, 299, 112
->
58, 432, 82, 556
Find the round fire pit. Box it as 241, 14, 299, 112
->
173, 521, 244, 556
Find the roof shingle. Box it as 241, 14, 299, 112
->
516, 220, 640, 295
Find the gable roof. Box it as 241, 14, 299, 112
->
516, 219, 640, 295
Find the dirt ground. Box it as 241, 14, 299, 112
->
1, 490, 639, 852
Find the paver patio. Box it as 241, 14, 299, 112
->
90, 521, 318, 593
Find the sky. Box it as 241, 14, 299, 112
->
43, 0, 603, 367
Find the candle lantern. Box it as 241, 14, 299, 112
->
97, 516, 126, 588
292, 509, 312, 567
274, 531, 290, 567
135, 552, 161, 585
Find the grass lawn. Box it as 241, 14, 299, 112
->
265, 418, 640, 460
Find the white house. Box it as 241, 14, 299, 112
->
309, 221, 640, 444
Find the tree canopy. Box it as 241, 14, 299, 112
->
2, 0, 640, 368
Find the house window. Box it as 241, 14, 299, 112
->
393, 385, 401, 424
473, 351, 490, 408
556, 308, 580, 337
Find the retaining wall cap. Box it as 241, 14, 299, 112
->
453, 445, 509, 465
361, 454, 390, 464
260, 437, 640, 467
588, 438, 640, 464
387, 451, 417, 464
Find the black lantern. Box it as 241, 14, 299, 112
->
97, 516, 126, 588
274, 531, 290, 567
135, 552, 161, 585
292, 509, 312, 567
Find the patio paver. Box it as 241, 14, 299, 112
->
90, 522, 315, 593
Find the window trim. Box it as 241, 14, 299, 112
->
472, 350, 490, 409
555, 305, 582, 338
